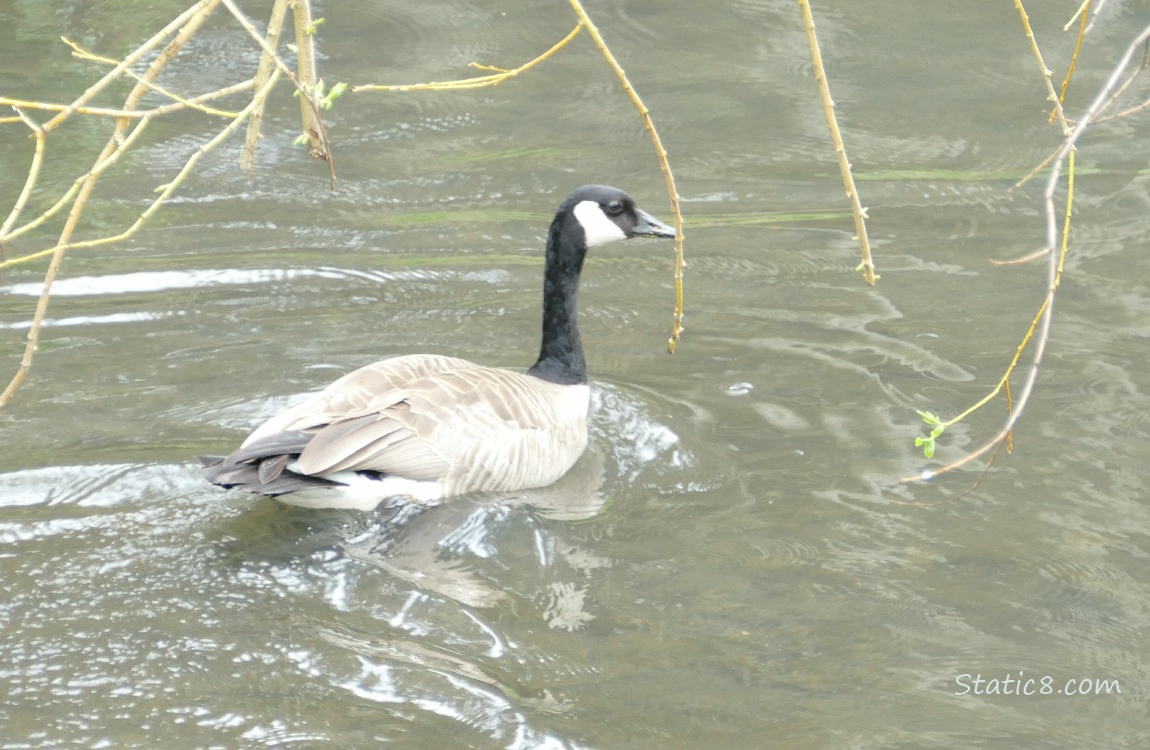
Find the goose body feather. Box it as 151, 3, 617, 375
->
255, 355, 588, 494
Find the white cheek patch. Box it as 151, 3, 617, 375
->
572, 200, 628, 247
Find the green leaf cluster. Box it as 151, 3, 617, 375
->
914, 410, 946, 458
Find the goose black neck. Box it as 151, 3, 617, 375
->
527, 214, 588, 385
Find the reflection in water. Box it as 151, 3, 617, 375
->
258, 385, 682, 745
0, 378, 684, 748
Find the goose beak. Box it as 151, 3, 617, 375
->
632, 208, 677, 239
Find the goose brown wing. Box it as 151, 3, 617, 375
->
256, 359, 587, 492
242, 354, 482, 442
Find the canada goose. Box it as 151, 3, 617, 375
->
200, 184, 676, 510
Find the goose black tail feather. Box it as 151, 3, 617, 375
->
198, 431, 354, 496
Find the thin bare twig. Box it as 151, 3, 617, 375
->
1011, 41, 1148, 193
1, 0, 223, 408
2, 1, 223, 249
1075, 42, 1150, 124
0, 109, 46, 253
565, 0, 687, 352
0, 118, 153, 259
890, 439, 1007, 507
350, 23, 583, 92
1054, 0, 1091, 118
0, 71, 280, 273
61, 36, 240, 118
1065, 0, 1092, 31
1014, 0, 1072, 135
1083, 0, 1110, 33
903, 23, 1150, 484
40, 0, 218, 135
796, 0, 877, 287
1, 81, 252, 122
242, 0, 290, 172
218, 0, 335, 185
290, 0, 325, 159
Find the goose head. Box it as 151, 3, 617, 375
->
560, 184, 677, 249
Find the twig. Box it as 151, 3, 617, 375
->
1075, 42, 1150, 124
1054, 0, 1091, 115
890, 438, 1007, 507
564, 0, 688, 352
350, 23, 583, 92
1083, 0, 1110, 33
0, 82, 251, 120
290, 0, 325, 160
1014, 0, 1071, 135
1010, 143, 1060, 193
1, 98, 151, 119
902, 149, 1072, 483
242, 0, 290, 172
1012, 38, 1149, 192
39, 0, 218, 135
0, 71, 281, 273
796, 0, 877, 287
1064, 0, 1092, 31
903, 22, 1150, 484
218, 0, 335, 185
61, 36, 240, 118
0, 0, 222, 408
989, 245, 1049, 266
0, 119, 153, 259
0, 109, 46, 255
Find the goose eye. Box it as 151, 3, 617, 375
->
604, 200, 625, 217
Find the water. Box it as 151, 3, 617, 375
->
3, 1, 1150, 747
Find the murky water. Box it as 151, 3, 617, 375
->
3, 1, 1150, 747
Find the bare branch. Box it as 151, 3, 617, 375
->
218, 0, 335, 184
796, 0, 877, 287
351, 24, 583, 92
242, 0, 291, 172
903, 22, 1150, 485
290, 0, 325, 159
0, 0, 223, 408
1013, 0, 1071, 135
564, 0, 688, 352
